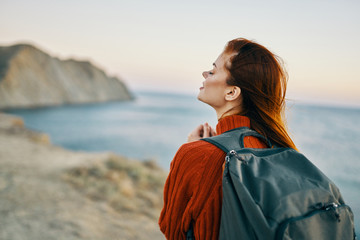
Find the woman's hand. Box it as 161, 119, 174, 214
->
187, 123, 216, 142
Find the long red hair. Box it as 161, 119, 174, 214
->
224, 38, 297, 150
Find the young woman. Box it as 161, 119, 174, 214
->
159, 38, 297, 239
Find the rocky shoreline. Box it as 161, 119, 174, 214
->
0, 113, 166, 240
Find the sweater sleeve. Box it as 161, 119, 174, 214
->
159, 141, 206, 239
159, 140, 227, 240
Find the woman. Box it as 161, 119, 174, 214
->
159, 38, 297, 239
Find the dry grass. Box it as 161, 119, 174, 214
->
63, 154, 167, 219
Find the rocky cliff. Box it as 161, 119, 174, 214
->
0, 44, 132, 109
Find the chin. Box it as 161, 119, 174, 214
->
197, 95, 208, 105
197, 91, 212, 106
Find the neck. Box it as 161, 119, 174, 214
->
216, 105, 243, 121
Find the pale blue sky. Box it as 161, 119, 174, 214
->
1, 0, 359, 106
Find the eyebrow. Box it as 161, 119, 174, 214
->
213, 63, 217, 68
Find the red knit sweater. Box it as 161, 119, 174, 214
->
159, 115, 267, 239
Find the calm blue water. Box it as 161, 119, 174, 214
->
5, 91, 360, 234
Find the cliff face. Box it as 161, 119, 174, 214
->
0, 44, 132, 109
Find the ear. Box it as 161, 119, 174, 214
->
225, 86, 241, 101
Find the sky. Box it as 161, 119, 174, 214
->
1, 0, 360, 107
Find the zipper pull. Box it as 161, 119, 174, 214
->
326, 203, 341, 222
228, 150, 248, 164
311, 202, 341, 222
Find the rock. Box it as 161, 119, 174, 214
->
0, 44, 133, 109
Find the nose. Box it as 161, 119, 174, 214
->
202, 71, 208, 78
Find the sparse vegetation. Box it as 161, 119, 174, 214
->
64, 154, 167, 219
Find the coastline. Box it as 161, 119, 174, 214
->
0, 112, 166, 240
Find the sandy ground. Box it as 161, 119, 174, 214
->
0, 113, 165, 240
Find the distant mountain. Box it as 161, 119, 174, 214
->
0, 44, 132, 109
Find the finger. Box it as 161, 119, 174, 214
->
187, 124, 204, 142
195, 124, 204, 137
189, 124, 203, 136
210, 127, 217, 137
203, 122, 210, 138
195, 124, 203, 131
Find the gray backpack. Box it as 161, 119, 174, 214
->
201, 127, 356, 240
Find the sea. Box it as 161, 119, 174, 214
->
5, 90, 360, 235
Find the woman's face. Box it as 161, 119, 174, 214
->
197, 52, 233, 109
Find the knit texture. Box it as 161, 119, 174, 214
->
159, 115, 267, 240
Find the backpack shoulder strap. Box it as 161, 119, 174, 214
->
201, 127, 272, 152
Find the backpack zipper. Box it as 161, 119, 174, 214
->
275, 203, 350, 240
